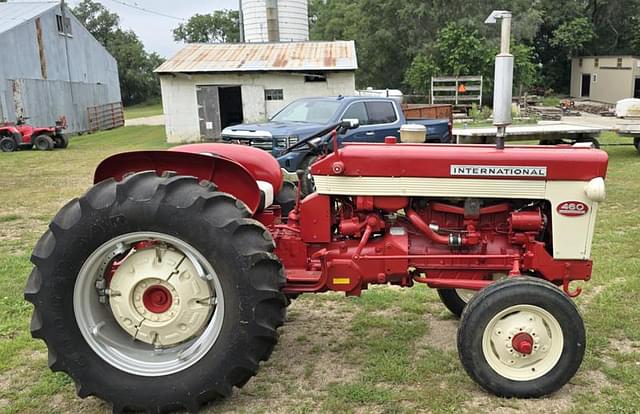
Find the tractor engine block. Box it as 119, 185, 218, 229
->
275, 195, 570, 297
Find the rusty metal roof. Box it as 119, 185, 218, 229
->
0, 2, 58, 35
155, 41, 358, 73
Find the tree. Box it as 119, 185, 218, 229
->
173, 11, 240, 43
72, 0, 163, 105
550, 17, 596, 57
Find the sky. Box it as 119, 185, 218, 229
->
11, 0, 239, 57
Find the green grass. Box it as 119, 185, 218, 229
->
124, 101, 164, 120
0, 128, 639, 413
542, 95, 562, 107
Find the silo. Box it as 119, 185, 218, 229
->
240, 0, 309, 43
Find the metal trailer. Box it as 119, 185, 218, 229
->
452, 123, 607, 145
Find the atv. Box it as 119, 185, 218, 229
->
0, 116, 68, 152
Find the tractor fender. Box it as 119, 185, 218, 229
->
170, 143, 283, 194
94, 150, 262, 214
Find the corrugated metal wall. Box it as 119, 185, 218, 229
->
0, 4, 120, 133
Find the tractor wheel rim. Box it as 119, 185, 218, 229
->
73, 232, 225, 377
481, 304, 563, 381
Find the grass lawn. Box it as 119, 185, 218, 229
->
124, 101, 164, 120
0, 129, 639, 413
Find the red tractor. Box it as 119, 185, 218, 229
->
25, 121, 608, 412
0, 116, 68, 152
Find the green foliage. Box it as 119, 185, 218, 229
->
173, 10, 240, 43
311, 0, 640, 95
469, 103, 492, 122
550, 17, 596, 57
72, 0, 163, 105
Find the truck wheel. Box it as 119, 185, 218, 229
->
299, 155, 318, 197
34, 135, 54, 151
457, 277, 585, 398
275, 180, 297, 217
1, 136, 17, 152
25, 171, 287, 412
54, 134, 69, 149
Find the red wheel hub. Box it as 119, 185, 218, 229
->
142, 285, 173, 314
512, 332, 534, 355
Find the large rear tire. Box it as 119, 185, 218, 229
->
25, 171, 287, 412
457, 277, 585, 398
0, 136, 17, 152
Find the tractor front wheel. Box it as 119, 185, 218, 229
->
634, 137, 640, 154
34, 135, 54, 151
457, 277, 585, 397
0, 136, 17, 152
25, 171, 287, 412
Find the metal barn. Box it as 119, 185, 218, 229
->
0, 2, 121, 133
156, 41, 357, 143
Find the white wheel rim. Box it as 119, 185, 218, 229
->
74, 232, 225, 377
482, 304, 564, 381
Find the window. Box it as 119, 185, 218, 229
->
265, 89, 283, 101
304, 73, 327, 82
342, 102, 368, 124
617, 57, 623, 68
56, 15, 72, 36
578, 58, 583, 67
270, 99, 342, 123
594, 58, 599, 68
365, 101, 397, 124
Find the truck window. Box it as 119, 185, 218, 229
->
342, 102, 369, 125
366, 101, 397, 124
271, 100, 341, 123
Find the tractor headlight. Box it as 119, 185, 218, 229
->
585, 177, 606, 202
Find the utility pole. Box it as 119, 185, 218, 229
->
485, 10, 513, 150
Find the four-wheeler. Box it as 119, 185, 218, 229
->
0, 116, 68, 152
26, 120, 609, 412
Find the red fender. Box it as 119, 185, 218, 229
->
171, 143, 283, 194
94, 151, 262, 214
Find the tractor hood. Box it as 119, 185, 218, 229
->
311, 142, 609, 181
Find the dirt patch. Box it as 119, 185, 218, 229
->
463, 370, 612, 413
415, 314, 459, 353
609, 338, 640, 354
210, 294, 359, 413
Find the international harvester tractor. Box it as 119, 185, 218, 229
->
26, 121, 608, 412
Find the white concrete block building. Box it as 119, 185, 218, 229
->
155, 41, 357, 143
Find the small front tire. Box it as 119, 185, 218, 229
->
34, 135, 54, 151
457, 277, 585, 398
54, 134, 69, 149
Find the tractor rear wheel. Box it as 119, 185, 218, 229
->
0, 136, 17, 152
457, 277, 585, 398
53, 134, 69, 149
34, 135, 54, 151
25, 171, 287, 412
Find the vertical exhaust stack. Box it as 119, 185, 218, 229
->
485, 11, 513, 150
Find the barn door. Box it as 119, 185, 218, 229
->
196, 85, 221, 141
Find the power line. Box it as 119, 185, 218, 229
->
103, 0, 186, 21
